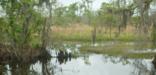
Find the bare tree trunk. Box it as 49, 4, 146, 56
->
41, 18, 48, 50
152, 18, 156, 45
41, 3, 52, 51
109, 24, 112, 39
137, 0, 152, 34
21, 7, 32, 48
92, 26, 96, 44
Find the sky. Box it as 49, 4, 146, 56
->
58, 0, 111, 10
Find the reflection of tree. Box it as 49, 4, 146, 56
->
131, 59, 155, 75
0, 65, 7, 75
2, 54, 156, 75
3, 55, 53, 75
42, 63, 51, 75
102, 55, 130, 65
100, 55, 156, 75
83, 54, 91, 65
101, 55, 156, 75
41, 58, 54, 75
10, 64, 30, 75
8, 62, 54, 75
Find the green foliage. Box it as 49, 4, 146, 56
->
0, 0, 155, 48
0, 0, 47, 48
53, 3, 80, 25
97, 2, 119, 27
131, 16, 140, 24
53, 6, 67, 25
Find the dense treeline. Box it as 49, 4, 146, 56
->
0, 0, 156, 52
51, 0, 156, 43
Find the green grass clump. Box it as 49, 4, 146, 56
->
79, 43, 156, 59
52, 30, 148, 42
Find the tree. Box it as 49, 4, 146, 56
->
111, 0, 135, 35
133, 0, 153, 33
0, 0, 55, 55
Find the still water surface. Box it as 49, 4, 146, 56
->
1, 42, 156, 75
2, 54, 155, 75
32, 54, 155, 75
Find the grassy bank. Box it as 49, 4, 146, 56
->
51, 24, 150, 42
80, 46, 155, 59
50, 24, 155, 59
52, 41, 156, 59
79, 42, 155, 59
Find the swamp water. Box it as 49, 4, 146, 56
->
0, 42, 156, 75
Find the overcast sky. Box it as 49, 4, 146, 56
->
58, 0, 111, 10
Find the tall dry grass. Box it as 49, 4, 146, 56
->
50, 24, 150, 42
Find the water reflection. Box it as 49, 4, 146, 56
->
10, 64, 30, 75
57, 51, 72, 64
0, 65, 7, 75
133, 59, 156, 75
0, 54, 156, 75
32, 54, 156, 75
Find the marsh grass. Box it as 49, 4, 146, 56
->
51, 25, 150, 42
50, 25, 155, 58
79, 42, 155, 58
